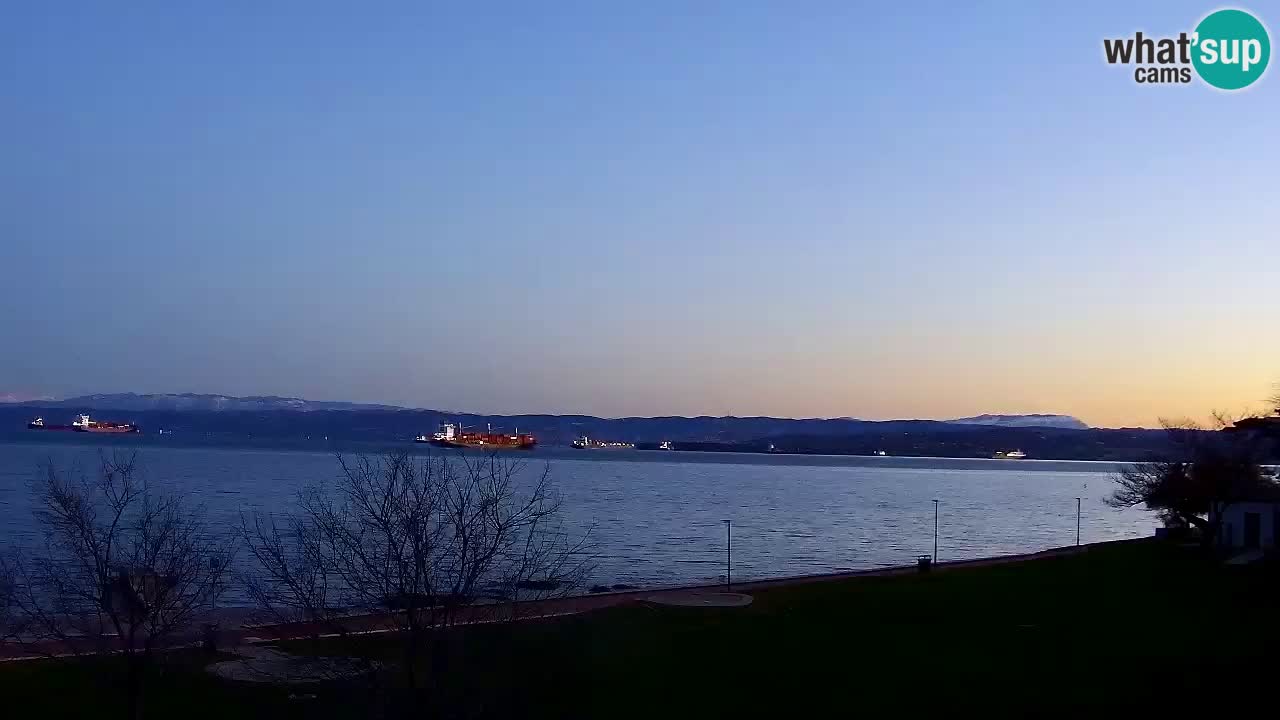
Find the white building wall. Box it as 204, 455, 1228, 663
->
1219, 502, 1280, 549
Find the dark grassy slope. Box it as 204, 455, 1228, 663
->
3, 540, 1277, 718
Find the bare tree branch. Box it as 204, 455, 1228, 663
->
5, 452, 234, 719
1107, 415, 1277, 544
241, 450, 594, 697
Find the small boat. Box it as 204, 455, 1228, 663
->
658, 441, 675, 451
994, 450, 1028, 459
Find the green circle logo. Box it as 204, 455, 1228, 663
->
1192, 9, 1270, 90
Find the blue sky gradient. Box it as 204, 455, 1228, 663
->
2, 1, 1277, 426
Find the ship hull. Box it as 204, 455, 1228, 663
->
429, 439, 535, 450
31, 414, 138, 434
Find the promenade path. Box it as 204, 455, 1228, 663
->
1, 541, 1114, 662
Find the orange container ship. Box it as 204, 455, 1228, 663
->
415, 423, 535, 450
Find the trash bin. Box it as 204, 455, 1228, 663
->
917, 554, 932, 573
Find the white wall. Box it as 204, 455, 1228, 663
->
1219, 502, 1280, 549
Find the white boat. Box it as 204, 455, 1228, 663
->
994, 449, 1028, 459
572, 436, 634, 450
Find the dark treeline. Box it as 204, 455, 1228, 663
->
677, 426, 1193, 461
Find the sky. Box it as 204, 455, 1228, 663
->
2, 1, 1277, 427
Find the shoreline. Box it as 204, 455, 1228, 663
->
0, 435, 1134, 469
0, 538, 1144, 661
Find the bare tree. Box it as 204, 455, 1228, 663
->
6, 453, 234, 719
0, 556, 14, 642
1107, 415, 1277, 543
241, 450, 591, 697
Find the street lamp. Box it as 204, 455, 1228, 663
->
932, 500, 939, 564
1076, 497, 1081, 546
723, 519, 732, 591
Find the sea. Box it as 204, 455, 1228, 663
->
0, 433, 1157, 597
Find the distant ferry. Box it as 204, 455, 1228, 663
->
415, 422, 536, 450
993, 450, 1028, 459
28, 415, 139, 433
571, 436, 634, 450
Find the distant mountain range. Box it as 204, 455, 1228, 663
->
7, 393, 403, 413
945, 414, 1088, 430
4, 393, 1208, 461
0, 392, 55, 404
5, 392, 1089, 429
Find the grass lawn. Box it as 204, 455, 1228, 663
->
4, 539, 1277, 718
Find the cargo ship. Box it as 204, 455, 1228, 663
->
73, 414, 139, 433
570, 436, 635, 450
28, 414, 139, 433
415, 423, 536, 450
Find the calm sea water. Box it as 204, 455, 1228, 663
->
0, 436, 1157, 596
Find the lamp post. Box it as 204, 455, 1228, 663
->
932, 499, 939, 564
1076, 497, 1081, 546
723, 519, 732, 591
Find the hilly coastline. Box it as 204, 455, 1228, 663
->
0, 392, 1189, 461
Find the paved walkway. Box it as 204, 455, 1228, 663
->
1, 541, 1117, 662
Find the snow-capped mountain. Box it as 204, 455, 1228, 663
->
945, 414, 1089, 430
20, 393, 404, 412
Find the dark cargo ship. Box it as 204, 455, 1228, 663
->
414, 423, 535, 450
571, 436, 635, 449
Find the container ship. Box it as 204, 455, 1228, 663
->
570, 436, 635, 450
415, 423, 536, 450
28, 414, 140, 433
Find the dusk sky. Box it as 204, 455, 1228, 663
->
2, 1, 1276, 427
